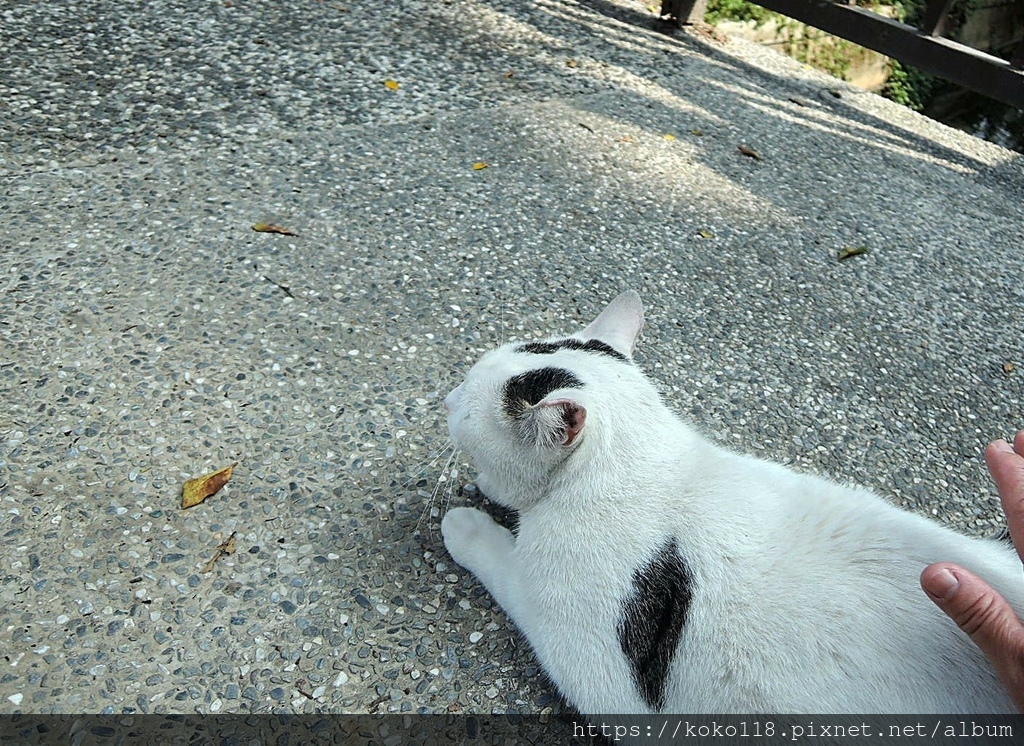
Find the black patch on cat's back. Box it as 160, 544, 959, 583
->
516, 338, 627, 362
502, 366, 583, 418
617, 538, 693, 711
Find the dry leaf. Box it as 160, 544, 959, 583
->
690, 128, 704, 136
182, 462, 237, 509
617, 135, 636, 144
252, 223, 297, 236
566, 58, 577, 68
837, 246, 869, 261
1004, 362, 1016, 375
503, 70, 515, 79
472, 162, 489, 171
202, 532, 238, 573
384, 79, 399, 91
698, 229, 715, 239
738, 145, 762, 160
663, 133, 676, 141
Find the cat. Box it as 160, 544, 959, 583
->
440, 289, 1024, 714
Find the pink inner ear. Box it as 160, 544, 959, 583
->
541, 398, 587, 446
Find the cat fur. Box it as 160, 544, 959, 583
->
441, 290, 1023, 714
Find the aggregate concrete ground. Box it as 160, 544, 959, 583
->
1, 0, 1022, 728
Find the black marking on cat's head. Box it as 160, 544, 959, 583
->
516, 338, 628, 362
617, 538, 693, 712
502, 366, 584, 419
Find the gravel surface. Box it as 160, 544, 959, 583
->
1, 0, 1022, 722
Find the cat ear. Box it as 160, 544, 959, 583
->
529, 397, 587, 448
580, 290, 644, 357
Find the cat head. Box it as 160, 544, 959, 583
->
444, 290, 649, 508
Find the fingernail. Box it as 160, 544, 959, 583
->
927, 568, 960, 600
992, 439, 1013, 453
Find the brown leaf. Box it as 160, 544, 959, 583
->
738, 145, 762, 160
503, 70, 515, 79
252, 222, 297, 236
202, 532, 238, 573
1004, 362, 1016, 375
182, 463, 237, 509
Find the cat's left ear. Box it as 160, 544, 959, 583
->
580, 290, 644, 357
531, 397, 586, 448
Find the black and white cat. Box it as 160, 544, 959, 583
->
440, 290, 1023, 714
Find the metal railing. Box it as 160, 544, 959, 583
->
661, 0, 1024, 110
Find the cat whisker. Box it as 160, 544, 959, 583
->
413, 443, 461, 537
399, 440, 456, 493
441, 463, 460, 518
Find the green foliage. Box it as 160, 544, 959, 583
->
880, 59, 942, 110
706, 1, 857, 80
705, 0, 975, 111
704, 0, 773, 26
777, 21, 856, 80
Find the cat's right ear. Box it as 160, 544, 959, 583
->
521, 397, 587, 449
580, 290, 644, 357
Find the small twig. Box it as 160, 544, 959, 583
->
263, 276, 295, 298
202, 531, 238, 573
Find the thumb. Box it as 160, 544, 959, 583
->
921, 563, 1024, 711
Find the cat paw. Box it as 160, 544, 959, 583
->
441, 507, 504, 570
473, 472, 501, 501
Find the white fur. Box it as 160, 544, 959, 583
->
441, 290, 1023, 714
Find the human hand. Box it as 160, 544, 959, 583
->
921, 431, 1024, 712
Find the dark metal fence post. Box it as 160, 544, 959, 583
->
919, 0, 957, 37
661, 0, 709, 26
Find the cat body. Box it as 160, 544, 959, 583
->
441, 291, 1023, 714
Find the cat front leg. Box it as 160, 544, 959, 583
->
472, 470, 503, 503
441, 507, 529, 625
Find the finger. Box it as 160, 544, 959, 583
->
985, 435, 1024, 563
921, 563, 1024, 710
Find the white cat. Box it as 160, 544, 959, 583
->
440, 290, 1024, 714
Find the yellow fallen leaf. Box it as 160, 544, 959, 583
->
663, 133, 676, 141
566, 58, 577, 68
472, 162, 489, 170
252, 222, 297, 236
690, 128, 704, 136
837, 246, 869, 261
699, 229, 715, 239
384, 79, 399, 91
182, 463, 237, 509
1003, 362, 1015, 375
